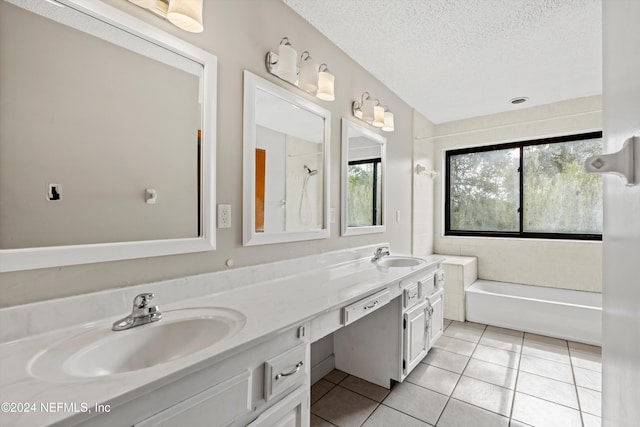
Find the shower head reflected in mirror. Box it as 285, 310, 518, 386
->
304, 165, 318, 176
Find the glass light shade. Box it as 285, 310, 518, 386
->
382, 111, 395, 132
298, 58, 319, 93
373, 105, 385, 127
316, 70, 335, 101
167, 0, 204, 33
277, 41, 298, 84
128, 0, 156, 8
362, 99, 375, 122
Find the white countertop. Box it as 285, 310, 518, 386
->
0, 247, 443, 426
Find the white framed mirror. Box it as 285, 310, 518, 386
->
0, 0, 217, 272
243, 71, 330, 246
341, 118, 386, 236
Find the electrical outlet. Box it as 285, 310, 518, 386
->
218, 204, 231, 228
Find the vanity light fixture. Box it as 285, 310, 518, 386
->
352, 92, 395, 132
415, 163, 439, 178
127, 0, 204, 33
265, 37, 336, 102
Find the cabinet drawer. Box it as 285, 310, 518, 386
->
403, 282, 421, 309
264, 343, 308, 402
419, 274, 435, 296
134, 369, 251, 427
343, 289, 390, 326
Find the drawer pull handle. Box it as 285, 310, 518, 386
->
364, 300, 379, 310
275, 361, 303, 380
407, 291, 418, 299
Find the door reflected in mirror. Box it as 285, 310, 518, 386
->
243, 71, 330, 246
341, 119, 386, 236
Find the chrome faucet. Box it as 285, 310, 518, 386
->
112, 293, 162, 331
371, 246, 391, 262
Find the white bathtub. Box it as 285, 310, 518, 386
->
466, 280, 602, 345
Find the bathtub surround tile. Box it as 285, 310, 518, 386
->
515, 371, 579, 409
511, 392, 582, 427
311, 386, 378, 427
340, 375, 390, 402
383, 381, 448, 425
519, 354, 574, 384
451, 376, 514, 417
573, 366, 602, 391
463, 358, 518, 389
577, 386, 601, 417
363, 405, 432, 427
324, 369, 349, 384
421, 348, 470, 374
312, 379, 336, 404
479, 327, 523, 353
433, 335, 477, 357
406, 363, 460, 396
472, 344, 520, 370
436, 398, 509, 427
443, 322, 485, 343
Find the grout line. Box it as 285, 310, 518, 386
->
507, 328, 524, 422
567, 343, 586, 426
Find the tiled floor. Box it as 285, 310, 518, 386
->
311, 320, 602, 427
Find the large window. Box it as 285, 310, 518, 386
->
445, 132, 602, 240
347, 158, 382, 226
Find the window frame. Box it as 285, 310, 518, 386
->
444, 131, 603, 241
347, 157, 382, 226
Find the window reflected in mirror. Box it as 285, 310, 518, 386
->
341, 119, 386, 236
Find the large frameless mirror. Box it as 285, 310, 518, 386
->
243, 71, 330, 246
341, 119, 386, 236
0, 0, 217, 272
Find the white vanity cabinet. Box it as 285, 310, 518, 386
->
334, 267, 444, 388
82, 324, 310, 427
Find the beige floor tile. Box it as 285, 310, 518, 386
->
582, 412, 602, 427
311, 386, 378, 427
406, 363, 460, 396
363, 405, 432, 427
340, 376, 390, 402
463, 358, 518, 389
512, 392, 582, 427
516, 371, 578, 409
509, 420, 534, 427
312, 379, 336, 405
569, 343, 602, 373
519, 354, 574, 384
324, 369, 349, 384
443, 322, 485, 343
433, 335, 477, 357
436, 398, 509, 427
443, 319, 453, 329
479, 328, 523, 353
311, 414, 336, 427
451, 376, 513, 417
383, 381, 448, 425
573, 366, 602, 391
522, 334, 570, 364
422, 348, 470, 374
472, 344, 520, 369
577, 386, 601, 417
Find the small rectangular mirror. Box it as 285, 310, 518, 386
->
243, 71, 330, 246
341, 119, 386, 236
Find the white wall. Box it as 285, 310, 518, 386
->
412, 110, 436, 256
0, 0, 415, 307
428, 96, 603, 292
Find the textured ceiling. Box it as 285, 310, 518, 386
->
283, 0, 602, 124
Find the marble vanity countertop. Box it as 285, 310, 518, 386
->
0, 247, 443, 427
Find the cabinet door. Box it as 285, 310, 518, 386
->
403, 300, 430, 375
248, 386, 309, 427
428, 288, 444, 348
134, 370, 251, 427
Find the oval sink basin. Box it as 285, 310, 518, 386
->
29, 307, 246, 381
376, 256, 424, 268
